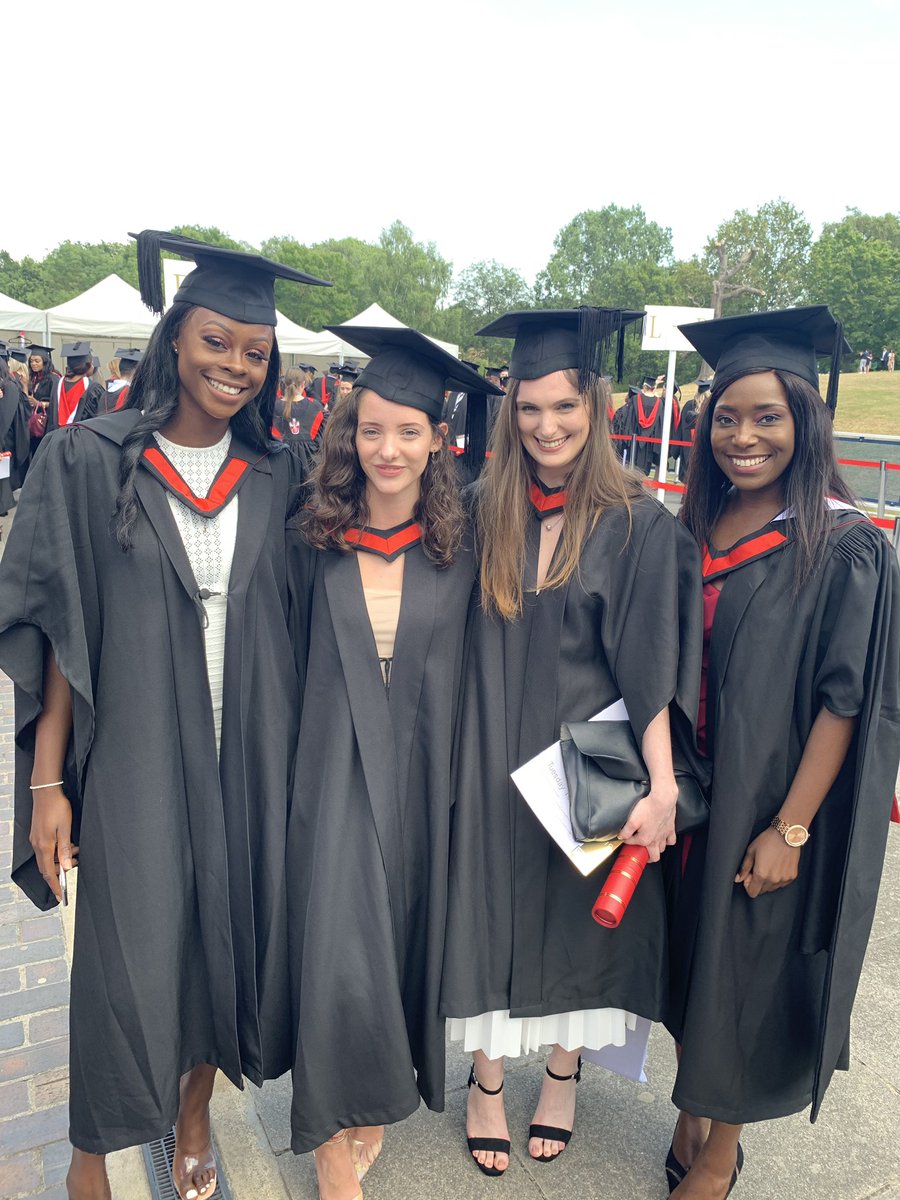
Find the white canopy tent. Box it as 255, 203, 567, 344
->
0, 290, 49, 338
341, 302, 458, 357
46, 275, 160, 341
275, 301, 459, 364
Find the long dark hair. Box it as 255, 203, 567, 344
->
680, 367, 856, 590
114, 304, 280, 550
296, 386, 464, 567
28, 351, 52, 385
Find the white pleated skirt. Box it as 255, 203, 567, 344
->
448, 1006, 637, 1060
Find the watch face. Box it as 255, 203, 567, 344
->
785, 825, 809, 847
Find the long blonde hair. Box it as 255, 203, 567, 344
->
477, 370, 644, 619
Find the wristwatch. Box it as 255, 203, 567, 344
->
770, 816, 810, 847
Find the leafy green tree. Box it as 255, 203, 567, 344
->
705, 199, 812, 314
536, 205, 674, 306
807, 215, 900, 358
366, 221, 452, 334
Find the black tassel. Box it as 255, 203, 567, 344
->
463, 391, 489, 481
577, 306, 620, 394
616, 322, 627, 382
134, 229, 166, 315
826, 318, 846, 417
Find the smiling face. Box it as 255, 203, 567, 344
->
711, 371, 796, 500
174, 307, 274, 431
355, 388, 443, 511
515, 370, 591, 487
29, 354, 44, 373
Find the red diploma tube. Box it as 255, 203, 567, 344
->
592, 845, 650, 928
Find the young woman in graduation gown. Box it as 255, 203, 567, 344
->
285, 327, 501, 1200
0, 231, 330, 1200
440, 308, 705, 1176
664, 307, 900, 1199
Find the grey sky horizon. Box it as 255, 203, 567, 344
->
4, 0, 898, 288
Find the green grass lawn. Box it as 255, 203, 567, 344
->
614, 371, 900, 436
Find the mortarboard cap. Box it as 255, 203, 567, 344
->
8, 344, 29, 362
0, 341, 7, 359
115, 347, 144, 365
627, 385, 640, 398
325, 324, 502, 420
477, 307, 645, 391
328, 363, 342, 375
62, 341, 92, 360
642, 374, 657, 388
337, 365, 359, 381
130, 229, 332, 326
299, 362, 316, 373
28, 344, 52, 358
696, 378, 712, 395
678, 305, 852, 414
461, 360, 481, 374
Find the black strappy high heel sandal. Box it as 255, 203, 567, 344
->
465, 1064, 511, 1178
528, 1055, 582, 1163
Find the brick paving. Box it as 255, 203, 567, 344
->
0, 671, 72, 1200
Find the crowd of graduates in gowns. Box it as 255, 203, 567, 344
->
0, 246, 898, 1192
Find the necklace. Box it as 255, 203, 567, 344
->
543, 514, 564, 533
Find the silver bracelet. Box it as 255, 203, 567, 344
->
29, 781, 64, 791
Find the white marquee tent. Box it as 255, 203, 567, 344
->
0, 290, 48, 337
45, 275, 160, 341
281, 301, 459, 363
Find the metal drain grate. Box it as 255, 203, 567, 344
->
142, 1128, 230, 1200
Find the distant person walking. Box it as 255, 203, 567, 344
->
888, 350, 895, 372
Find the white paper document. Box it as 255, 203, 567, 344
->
511, 699, 629, 877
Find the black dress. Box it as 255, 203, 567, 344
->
441, 494, 704, 1027
0, 411, 305, 1153
667, 512, 900, 1123
286, 532, 475, 1152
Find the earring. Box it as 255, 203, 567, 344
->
172, 343, 179, 354
431, 449, 439, 459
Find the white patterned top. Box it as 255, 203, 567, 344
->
153, 429, 239, 753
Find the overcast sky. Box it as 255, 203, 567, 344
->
5, 0, 898, 286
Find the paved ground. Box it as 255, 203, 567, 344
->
1, 497, 898, 1200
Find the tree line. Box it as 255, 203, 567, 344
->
2, 202, 898, 384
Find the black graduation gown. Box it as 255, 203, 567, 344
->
441, 495, 704, 1023
0, 411, 305, 1153
46, 375, 105, 431
625, 392, 665, 475
677, 398, 698, 481
667, 514, 900, 1124
272, 396, 325, 453
0, 381, 30, 510
285, 533, 475, 1152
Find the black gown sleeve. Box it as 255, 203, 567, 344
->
0, 430, 97, 908
606, 505, 704, 750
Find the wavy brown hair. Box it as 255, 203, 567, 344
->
478, 370, 644, 619
296, 386, 465, 567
